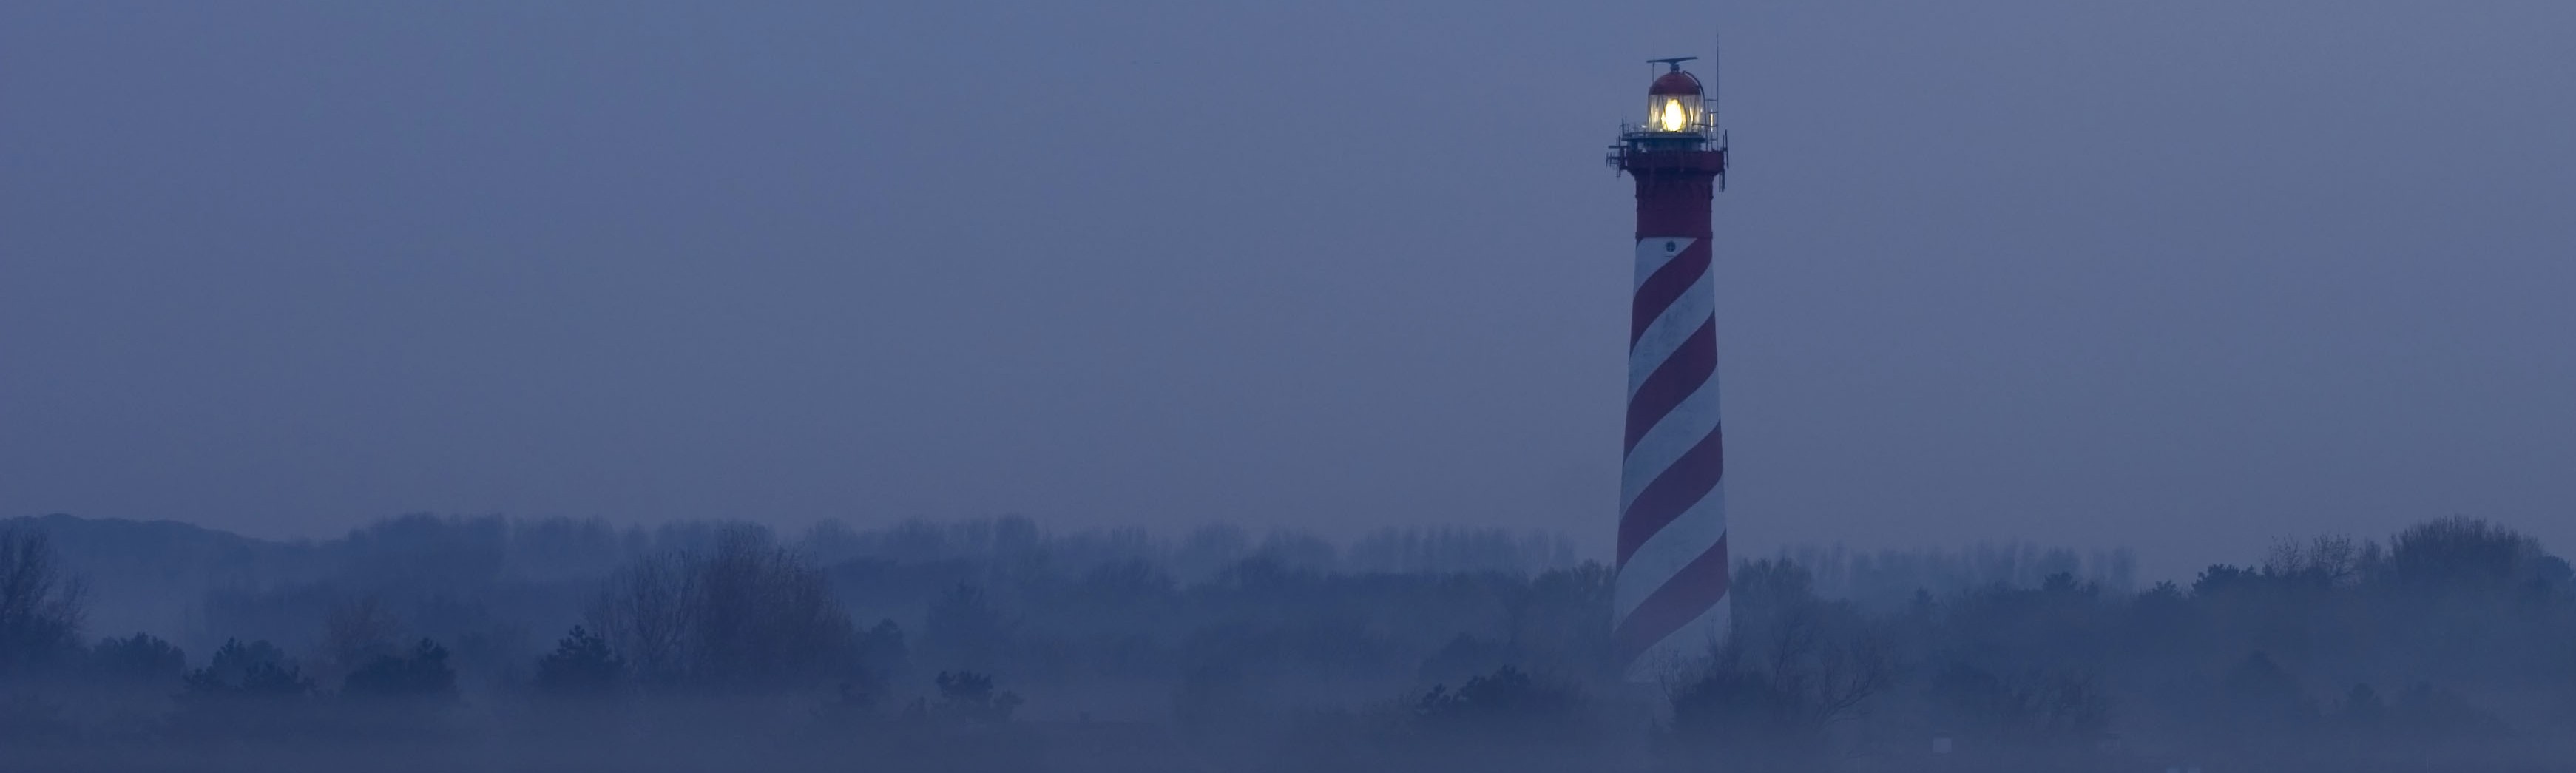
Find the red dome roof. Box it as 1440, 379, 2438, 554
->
1648, 70, 1703, 96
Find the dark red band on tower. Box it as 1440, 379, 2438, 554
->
1623, 319, 1717, 452
1629, 153, 1723, 239
1632, 243, 1711, 345
1617, 427, 1725, 565
1612, 535, 1730, 665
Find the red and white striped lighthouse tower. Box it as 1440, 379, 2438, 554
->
1609, 57, 1731, 681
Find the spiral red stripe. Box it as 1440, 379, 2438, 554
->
1617, 427, 1724, 565
1623, 319, 1716, 453
1613, 535, 1730, 666
1631, 245, 1711, 345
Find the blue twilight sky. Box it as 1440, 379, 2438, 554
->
3, 1, 2572, 580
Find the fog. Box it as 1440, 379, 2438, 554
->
3, 513, 2573, 772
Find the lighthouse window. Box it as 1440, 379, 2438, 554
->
1646, 92, 1703, 134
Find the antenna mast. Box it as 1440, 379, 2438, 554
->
1711, 34, 1731, 192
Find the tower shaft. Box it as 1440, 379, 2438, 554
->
1612, 135, 1729, 681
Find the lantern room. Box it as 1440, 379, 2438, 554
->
1644, 60, 1708, 135
1609, 55, 1729, 191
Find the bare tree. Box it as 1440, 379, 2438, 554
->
584, 524, 855, 691
1672, 560, 1894, 769
586, 550, 695, 687
1762, 601, 1894, 733
689, 524, 854, 686
0, 528, 85, 674
2265, 534, 2368, 586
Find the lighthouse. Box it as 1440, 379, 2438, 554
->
1609, 57, 1731, 682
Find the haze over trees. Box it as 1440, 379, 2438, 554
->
0, 512, 2569, 772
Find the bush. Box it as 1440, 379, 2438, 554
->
170, 639, 315, 741
183, 639, 311, 701
342, 638, 458, 702
533, 625, 625, 698
88, 632, 186, 686
1413, 665, 1586, 741
932, 670, 1021, 723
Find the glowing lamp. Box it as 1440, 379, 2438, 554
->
1645, 68, 1705, 135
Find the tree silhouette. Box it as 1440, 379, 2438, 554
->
2382, 517, 2549, 592
933, 670, 1021, 723
171, 639, 314, 741
87, 632, 185, 686
1669, 559, 1892, 769
584, 525, 856, 691
0, 528, 85, 675
1414, 665, 1585, 741
183, 639, 310, 700
534, 625, 625, 698
342, 638, 458, 702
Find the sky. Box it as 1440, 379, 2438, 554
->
3, 2, 2571, 581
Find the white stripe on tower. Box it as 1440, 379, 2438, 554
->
1613, 235, 1730, 682
1627, 266, 1714, 399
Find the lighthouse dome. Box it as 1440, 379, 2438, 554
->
1648, 70, 1703, 96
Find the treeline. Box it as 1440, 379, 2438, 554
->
1, 515, 2572, 772
1777, 541, 2139, 610
1686, 517, 2576, 772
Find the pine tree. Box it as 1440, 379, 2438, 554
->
534, 626, 625, 698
